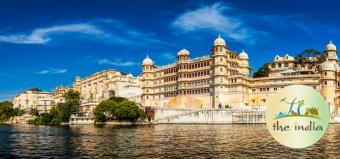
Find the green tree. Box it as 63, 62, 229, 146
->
294, 49, 325, 68
0, 101, 13, 123
63, 90, 80, 114
28, 88, 42, 92
11, 108, 25, 116
93, 96, 146, 122
0, 101, 25, 123
49, 106, 61, 125
253, 64, 269, 78
28, 89, 81, 125
114, 100, 142, 122
109, 90, 116, 98
29, 108, 39, 116
94, 100, 117, 122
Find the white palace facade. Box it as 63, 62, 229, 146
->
72, 69, 142, 114
141, 35, 340, 114
13, 70, 142, 115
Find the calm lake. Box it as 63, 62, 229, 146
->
0, 124, 339, 158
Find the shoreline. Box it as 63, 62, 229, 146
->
3, 122, 340, 126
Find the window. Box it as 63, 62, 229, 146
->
284, 62, 288, 67
271, 63, 275, 68
278, 63, 282, 67
220, 68, 223, 72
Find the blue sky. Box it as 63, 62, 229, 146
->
1, 0, 340, 101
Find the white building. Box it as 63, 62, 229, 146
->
12, 90, 53, 114
72, 69, 142, 115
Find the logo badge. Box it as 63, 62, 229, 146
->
266, 85, 329, 148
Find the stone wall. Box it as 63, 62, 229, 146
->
154, 108, 265, 124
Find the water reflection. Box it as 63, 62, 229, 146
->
1, 124, 340, 158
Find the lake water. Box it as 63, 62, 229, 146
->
1, 124, 340, 158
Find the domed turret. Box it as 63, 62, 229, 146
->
177, 49, 190, 56
143, 55, 153, 65
214, 34, 226, 46
239, 49, 249, 59
324, 41, 338, 62
212, 34, 228, 55
75, 76, 81, 81
326, 41, 337, 51
177, 49, 190, 62
127, 73, 133, 78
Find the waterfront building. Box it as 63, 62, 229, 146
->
12, 90, 53, 113
141, 35, 340, 114
72, 69, 142, 115
52, 85, 70, 104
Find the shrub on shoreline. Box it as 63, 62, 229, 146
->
28, 90, 80, 125
0, 101, 25, 123
94, 91, 146, 122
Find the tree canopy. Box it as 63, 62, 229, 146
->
29, 108, 39, 116
29, 89, 80, 125
294, 49, 325, 68
0, 101, 24, 123
28, 88, 42, 92
253, 49, 325, 78
253, 64, 269, 78
94, 91, 145, 122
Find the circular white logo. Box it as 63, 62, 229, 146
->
266, 85, 329, 148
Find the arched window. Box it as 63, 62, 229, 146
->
271, 63, 275, 68
284, 62, 288, 67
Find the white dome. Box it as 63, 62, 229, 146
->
239, 49, 248, 59
177, 49, 190, 56
127, 73, 133, 77
326, 41, 337, 51
320, 60, 337, 71
214, 34, 226, 46
143, 55, 153, 65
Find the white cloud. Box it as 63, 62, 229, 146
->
0, 20, 174, 48
161, 52, 176, 62
36, 68, 67, 74
172, 2, 255, 42
98, 59, 136, 66
0, 24, 106, 44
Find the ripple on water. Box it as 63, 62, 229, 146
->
0, 124, 340, 158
